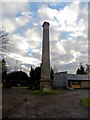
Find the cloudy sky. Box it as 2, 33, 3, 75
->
1, 0, 89, 74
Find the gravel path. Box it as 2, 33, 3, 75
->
2, 88, 89, 118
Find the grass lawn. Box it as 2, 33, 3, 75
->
32, 89, 64, 95
80, 98, 90, 108
12, 86, 29, 89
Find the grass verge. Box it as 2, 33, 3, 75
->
12, 86, 28, 89
32, 89, 64, 95
80, 98, 90, 108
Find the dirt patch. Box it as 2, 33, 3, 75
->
2, 88, 89, 118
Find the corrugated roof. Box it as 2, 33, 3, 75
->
67, 74, 90, 81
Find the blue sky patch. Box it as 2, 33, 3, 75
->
60, 32, 72, 39
29, 2, 41, 12
48, 2, 71, 10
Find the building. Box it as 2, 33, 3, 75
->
53, 72, 90, 89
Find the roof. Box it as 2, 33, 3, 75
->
67, 74, 90, 81
55, 71, 67, 74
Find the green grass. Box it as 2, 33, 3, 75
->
12, 86, 29, 89
32, 89, 64, 95
80, 98, 90, 108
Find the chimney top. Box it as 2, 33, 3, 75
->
42, 21, 50, 27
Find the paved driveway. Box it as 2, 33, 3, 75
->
2, 88, 89, 118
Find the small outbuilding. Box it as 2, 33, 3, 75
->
53, 72, 90, 89
67, 74, 90, 89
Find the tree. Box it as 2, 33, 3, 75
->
28, 65, 55, 90
50, 68, 54, 81
76, 64, 85, 74
0, 27, 10, 58
0, 27, 15, 74
85, 64, 90, 75
2, 59, 7, 87
9, 71, 28, 86
76, 68, 80, 74
30, 66, 34, 80
29, 66, 41, 90
80, 64, 85, 74
50, 68, 54, 87
34, 66, 41, 90
28, 66, 35, 89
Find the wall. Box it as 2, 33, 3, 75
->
81, 81, 90, 88
53, 72, 67, 88
53, 72, 90, 89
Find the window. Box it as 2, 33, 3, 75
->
72, 81, 80, 85
76, 81, 80, 85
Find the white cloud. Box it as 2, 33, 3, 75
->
1, 2, 88, 74
5, 32, 41, 70
1, 2, 29, 32
13, 34, 29, 51
8, 52, 40, 65
38, 2, 79, 27
2, 19, 16, 32
24, 27, 42, 50
2, 2, 29, 17
15, 12, 32, 27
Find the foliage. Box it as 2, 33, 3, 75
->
80, 98, 90, 108
76, 64, 85, 74
28, 66, 41, 90
0, 27, 10, 55
0, 27, 13, 73
50, 68, 54, 81
29, 66, 54, 90
32, 89, 64, 95
2, 59, 7, 75
2, 59, 7, 86
9, 71, 28, 86
85, 64, 90, 75
2, 59, 12, 88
